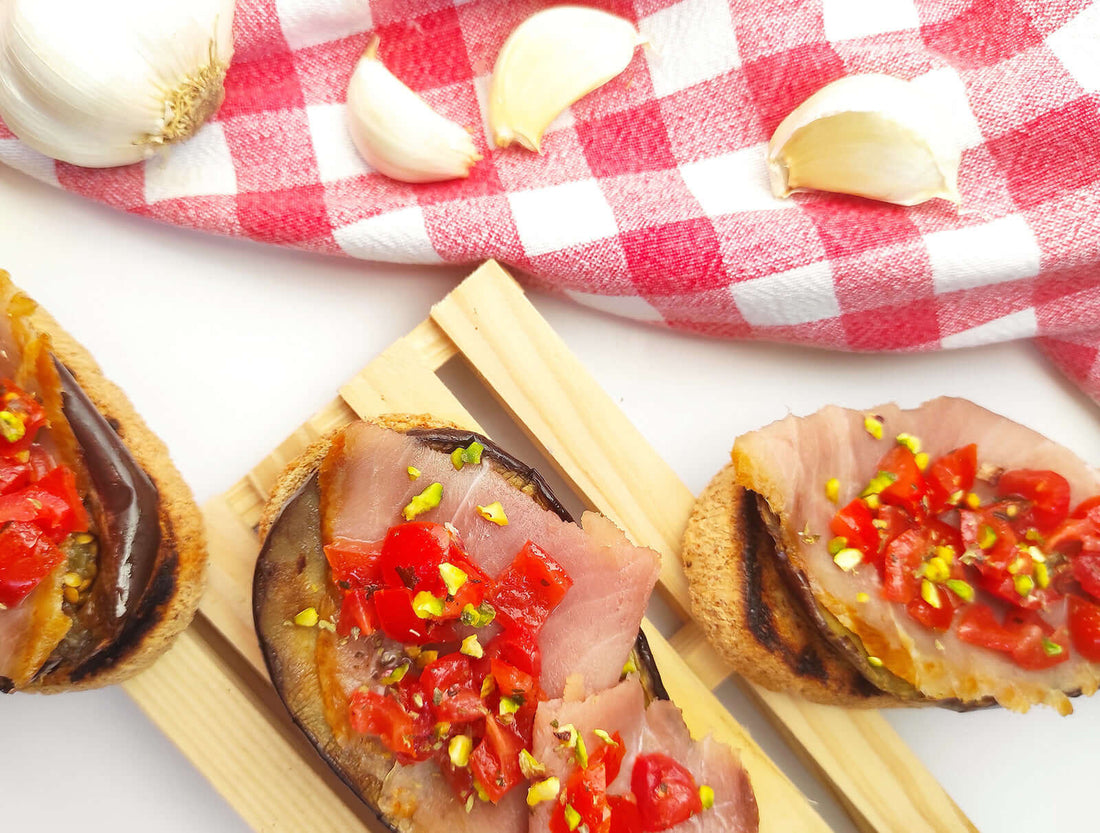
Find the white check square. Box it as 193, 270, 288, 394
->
941, 308, 1038, 349
1048, 4, 1100, 93
927, 215, 1041, 294
508, 180, 619, 257
565, 290, 665, 323
910, 67, 984, 150
680, 144, 794, 215
276, 0, 372, 50
730, 261, 841, 326
640, 0, 740, 98
144, 123, 237, 203
333, 206, 443, 264
0, 139, 59, 186
307, 103, 372, 183
823, 0, 920, 41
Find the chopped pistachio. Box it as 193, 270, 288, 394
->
473, 780, 491, 803
1035, 561, 1051, 589
564, 804, 582, 831
948, 489, 965, 506
863, 414, 884, 439
465, 795, 475, 814
451, 442, 485, 470
699, 785, 715, 811
856, 592, 870, 603
861, 470, 897, 497
413, 591, 445, 619
935, 545, 956, 563
872, 518, 889, 529
417, 649, 439, 668
594, 729, 617, 746
965, 492, 981, 510
895, 432, 922, 454
573, 735, 589, 768
380, 662, 410, 686
1025, 528, 1045, 543
403, 482, 443, 520
0, 410, 25, 442
316, 619, 336, 633
448, 734, 473, 767
915, 452, 930, 470
476, 501, 508, 526
946, 579, 974, 602
867, 656, 884, 667
439, 562, 469, 595
293, 607, 319, 627
833, 547, 863, 572
1042, 637, 1064, 657
519, 749, 547, 780
461, 634, 484, 659
526, 777, 560, 807
480, 675, 496, 698
865, 494, 881, 510
1007, 555, 1027, 575
825, 477, 840, 504
407, 466, 421, 480
434, 721, 452, 739
461, 601, 496, 628
920, 579, 942, 609
1027, 545, 1047, 564
621, 657, 637, 676
497, 696, 521, 717
923, 556, 950, 583
554, 723, 579, 748
827, 536, 848, 555
977, 524, 998, 550
1014, 574, 1035, 597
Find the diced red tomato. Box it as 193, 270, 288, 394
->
348, 689, 431, 762
487, 541, 573, 635
959, 510, 1017, 574
829, 499, 878, 558
324, 536, 383, 589
470, 717, 525, 803
957, 605, 1069, 670
1072, 496, 1100, 520
337, 588, 378, 637
997, 470, 1071, 532
1072, 552, 1100, 601
1068, 595, 1100, 663
905, 596, 954, 631
876, 445, 927, 519
589, 731, 626, 783
377, 522, 457, 594
489, 658, 541, 714
924, 444, 976, 514
437, 555, 490, 619
0, 522, 64, 607
881, 528, 926, 603
484, 627, 541, 678
975, 569, 1060, 612
0, 381, 47, 454
957, 605, 1018, 654
925, 518, 964, 555
609, 794, 643, 833
438, 757, 475, 805
372, 587, 435, 644
631, 754, 703, 832
0, 457, 30, 495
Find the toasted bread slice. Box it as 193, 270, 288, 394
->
682, 463, 899, 708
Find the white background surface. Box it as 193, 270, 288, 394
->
2, 163, 1099, 832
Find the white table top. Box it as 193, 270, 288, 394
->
2, 163, 1098, 833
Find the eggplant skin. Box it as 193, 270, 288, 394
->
252, 418, 666, 826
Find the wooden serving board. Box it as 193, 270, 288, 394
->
121, 261, 977, 833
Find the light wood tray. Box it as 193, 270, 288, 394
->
122, 261, 977, 833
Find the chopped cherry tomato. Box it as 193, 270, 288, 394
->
1068, 595, 1100, 662
829, 498, 878, 557
488, 541, 573, 635
485, 627, 541, 678
957, 605, 1069, 669
336, 588, 378, 637
610, 794, 643, 833
997, 470, 1071, 532
377, 522, 457, 594
957, 605, 1018, 654
0, 458, 29, 496
438, 757, 475, 805
631, 754, 703, 832
924, 444, 976, 514
372, 587, 436, 644
975, 568, 1059, 612
876, 445, 927, 519
0, 522, 64, 607
905, 596, 954, 631
34, 466, 88, 539
1072, 552, 1100, 601
1072, 496, 1100, 520
960, 510, 1018, 574
588, 730, 626, 783
925, 518, 963, 555
881, 528, 926, 603
437, 555, 490, 619
0, 381, 47, 454
348, 689, 430, 762
324, 536, 383, 589
470, 717, 525, 803
489, 658, 541, 715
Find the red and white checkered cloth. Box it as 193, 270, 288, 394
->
3, 1, 1099, 402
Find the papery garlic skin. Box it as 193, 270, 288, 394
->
767, 74, 961, 206
489, 6, 643, 153
0, 0, 235, 168
346, 37, 481, 183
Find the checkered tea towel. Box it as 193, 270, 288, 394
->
2, 1, 1099, 403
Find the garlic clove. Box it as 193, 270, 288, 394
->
345, 37, 481, 184
0, 0, 234, 168
767, 74, 961, 206
489, 6, 643, 153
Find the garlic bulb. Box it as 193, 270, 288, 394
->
489, 6, 643, 153
767, 74, 961, 206
0, 0, 235, 168
346, 37, 481, 184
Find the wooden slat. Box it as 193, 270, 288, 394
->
430, 262, 976, 833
